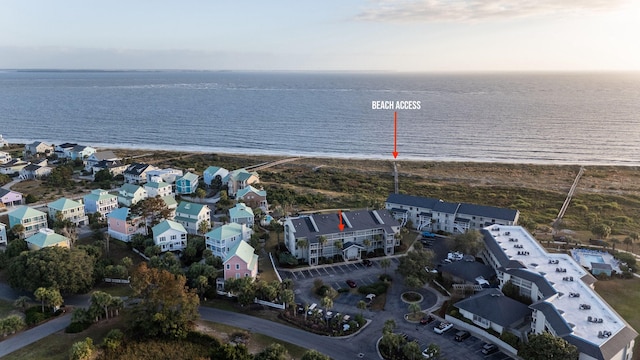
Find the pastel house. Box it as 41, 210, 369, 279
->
107, 207, 147, 241
175, 201, 210, 235
175, 172, 199, 195
224, 169, 259, 197
25, 228, 70, 251
0, 223, 7, 247
9, 206, 48, 238
203, 166, 229, 186
205, 222, 253, 259
152, 219, 188, 252
236, 185, 268, 211
47, 198, 89, 226
229, 202, 255, 227
144, 181, 173, 198
223, 240, 258, 280
118, 183, 148, 207
83, 189, 118, 219
0, 188, 23, 207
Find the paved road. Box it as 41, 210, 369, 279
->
0, 312, 72, 358
200, 307, 369, 359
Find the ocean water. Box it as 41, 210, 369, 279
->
1, 70, 639, 165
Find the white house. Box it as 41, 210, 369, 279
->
0, 222, 7, 247
19, 164, 53, 180
117, 184, 148, 207
0, 151, 11, 164
229, 203, 255, 227
24, 141, 54, 157
174, 201, 211, 235
146, 168, 183, 184
203, 166, 229, 186
205, 222, 253, 259
124, 163, 158, 184
144, 181, 174, 198
152, 220, 188, 253
84, 151, 120, 172
83, 189, 119, 219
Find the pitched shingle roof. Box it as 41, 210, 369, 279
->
454, 288, 531, 327
288, 210, 399, 244
152, 220, 187, 236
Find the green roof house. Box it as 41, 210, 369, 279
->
8, 206, 48, 238
48, 197, 89, 226
152, 220, 187, 252
25, 228, 70, 251
223, 240, 258, 280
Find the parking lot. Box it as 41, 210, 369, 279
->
407, 322, 514, 360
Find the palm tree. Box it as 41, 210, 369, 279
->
363, 239, 371, 254
34, 287, 48, 313
109, 297, 125, 317
60, 225, 78, 249
321, 296, 333, 324
357, 300, 367, 316
296, 239, 308, 258
318, 236, 328, 259
408, 303, 421, 319
334, 240, 343, 260
13, 296, 31, 312
380, 258, 391, 275
611, 238, 621, 252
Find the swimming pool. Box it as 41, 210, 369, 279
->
583, 254, 605, 264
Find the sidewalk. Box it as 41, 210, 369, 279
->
0, 312, 72, 358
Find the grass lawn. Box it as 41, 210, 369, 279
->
0, 298, 16, 317
197, 320, 309, 359
595, 277, 640, 360
2, 315, 126, 360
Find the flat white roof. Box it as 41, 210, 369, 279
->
487, 225, 626, 346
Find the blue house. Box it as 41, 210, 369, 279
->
175, 172, 199, 195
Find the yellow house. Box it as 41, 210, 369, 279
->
25, 228, 70, 251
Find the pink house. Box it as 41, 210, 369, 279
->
223, 241, 258, 280
107, 207, 146, 241
0, 188, 23, 207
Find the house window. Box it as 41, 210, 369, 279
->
236, 264, 240, 270
226, 264, 230, 269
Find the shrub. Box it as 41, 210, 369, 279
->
66, 321, 91, 333
357, 281, 389, 296
25, 307, 47, 326
379, 274, 393, 282
103, 329, 124, 351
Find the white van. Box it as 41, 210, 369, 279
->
307, 303, 317, 315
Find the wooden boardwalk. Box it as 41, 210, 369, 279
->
553, 166, 585, 228
245, 157, 301, 171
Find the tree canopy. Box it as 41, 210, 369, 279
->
451, 229, 484, 255
7, 246, 96, 294
396, 247, 435, 286
129, 262, 200, 339
519, 332, 578, 360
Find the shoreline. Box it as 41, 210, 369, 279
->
6, 140, 640, 167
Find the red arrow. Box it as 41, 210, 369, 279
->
338, 210, 345, 231
392, 111, 399, 158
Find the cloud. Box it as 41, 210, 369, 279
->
355, 0, 630, 22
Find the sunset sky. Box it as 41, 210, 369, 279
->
1, 0, 639, 71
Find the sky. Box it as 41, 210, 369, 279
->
1, 0, 639, 72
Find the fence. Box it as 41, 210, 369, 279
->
104, 277, 131, 284
269, 252, 283, 283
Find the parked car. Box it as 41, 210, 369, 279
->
362, 259, 373, 267
346, 279, 357, 288
434, 321, 453, 334
421, 231, 436, 238
421, 344, 439, 359
482, 343, 499, 355
454, 330, 471, 341
420, 314, 435, 325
